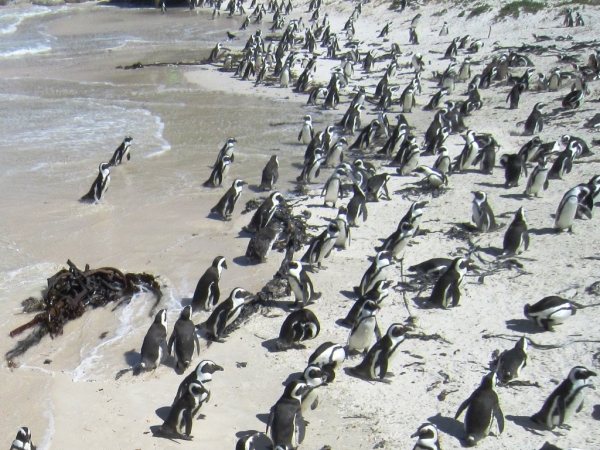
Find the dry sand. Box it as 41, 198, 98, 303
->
2, 0, 600, 449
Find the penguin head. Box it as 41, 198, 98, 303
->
361, 300, 381, 317
387, 323, 408, 341
514, 206, 527, 224
327, 221, 340, 235
569, 366, 597, 382
337, 205, 348, 216
233, 179, 245, 189
99, 162, 110, 175
155, 309, 167, 327
180, 305, 192, 321
534, 102, 546, 112
284, 379, 309, 401
472, 190, 486, 202
375, 250, 392, 266
303, 364, 327, 386
124, 136, 133, 143
195, 360, 224, 379
303, 114, 312, 123
271, 191, 285, 205
213, 256, 228, 271
410, 423, 438, 440
14, 427, 32, 443
288, 260, 303, 276
481, 371, 498, 389
270, 155, 279, 166
230, 287, 252, 305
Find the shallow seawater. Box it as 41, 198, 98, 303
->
0, 2, 319, 380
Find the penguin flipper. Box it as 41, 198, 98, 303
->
557, 394, 567, 426
362, 203, 369, 222
523, 231, 530, 251
455, 397, 471, 419
183, 409, 193, 437
167, 332, 176, 356
378, 353, 389, 380
494, 404, 505, 434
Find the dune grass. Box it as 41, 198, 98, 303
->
497, 1, 547, 19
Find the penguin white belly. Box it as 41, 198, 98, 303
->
401, 154, 419, 175
326, 148, 342, 166
564, 385, 589, 423
463, 147, 478, 169
349, 318, 376, 352
325, 180, 340, 204
301, 127, 312, 144
366, 267, 388, 292
555, 197, 577, 230
225, 308, 242, 328
472, 204, 482, 226
319, 238, 336, 263
548, 306, 574, 324
289, 279, 304, 302
391, 237, 410, 259
428, 174, 444, 188
335, 221, 349, 247
301, 389, 319, 414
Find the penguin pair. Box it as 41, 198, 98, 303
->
455, 372, 504, 447
287, 260, 321, 308
80, 162, 110, 203
204, 287, 252, 341
531, 366, 596, 430
191, 256, 227, 313
108, 136, 133, 167
211, 179, 246, 220
428, 257, 468, 308
348, 323, 407, 382
276, 308, 320, 350
243, 192, 285, 233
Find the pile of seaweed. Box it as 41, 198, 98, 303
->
6, 260, 162, 366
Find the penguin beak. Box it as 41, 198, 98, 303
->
223, 261, 228, 270
214, 364, 224, 372
410, 430, 420, 438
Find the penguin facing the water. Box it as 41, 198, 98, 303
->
108, 136, 133, 167
211, 179, 245, 220
531, 366, 596, 430
259, 155, 279, 191
192, 256, 227, 312
203, 154, 232, 188
168, 305, 200, 372
348, 323, 407, 381
136, 309, 168, 374
81, 162, 110, 203
455, 372, 504, 447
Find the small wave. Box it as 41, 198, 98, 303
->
145, 113, 172, 157
0, 43, 51, 58
38, 398, 55, 450
0, 6, 56, 36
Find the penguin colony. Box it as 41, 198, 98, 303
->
10, 1, 600, 449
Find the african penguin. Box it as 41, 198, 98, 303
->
408, 257, 453, 276
524, 296, 577, 331
276, 308, 320, 350
243, 191, 284, 233
472, 191, 498, 232
334, 206, 351, 248
203, 154, 232, 188
428, 257, 468, 308
499, 153, 527, 188
172, 359, 224, 406
287, 260, 321, 308
298, 115, 314, 145
168, 305, 200, 372
108, 136, 133, 167
10, 427, 36, 450
524, 102, 545, 135
298, 364, 328, 413
211, 178, 245, 220
493, 336, 528, 384
204, 287, 252, 341
411, 423, 441, 450
136, 309, 168, 374
355, 251, 391, 297
455, 372, 504, 447
347, 183, 368, 226
524, 156, 550, 197
502, 207, 529, 256
80, 162, 110, 203
246, 224, 282, 263
154, 381, 208, 440
192, 256, 227, 313
266, 380, 309, 449
348, 323, 407, 381
347, 300, 381, 355
531, 366, 596, 430
555, 185, 592, 232
259, 155, 279, 191
301, 222, 339, 270
308, 342, 346, 381
322, 168, 346, 207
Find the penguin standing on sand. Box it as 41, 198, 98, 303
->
301, 222, 339, 270
355, 251, 391, 296
531, 366, 596, 430
347, 183, 368, 226
287, 260, 321, 308
266, 380, 309, 449
203, 154, 232, 187
500, 153, 527, 188
259, 155, 279, 191
524, 102, 545, 135
137, 309, 168, 374
455, 372, 504, 448
348, 323, 407, 381
108, 136, 133, 167
168, 306, 200, 372
334, 206, 351, 248
297, 148, 325, 184
172, 359, 224, 405
554, 185, 592, 232
347, 300, 381, 355
244, 192, 284, 233
81, 162, 110, 203
366, 173, 392, 201
204, 287, 252, 341
524, 296, 577, 331
503, 207, 529, 256
322, 167, 346, 207
524, 156, 550, 196
245, 224, 282, 263
298, 115, 314, 145
192, 256, 227, 312
154, 382, 208, 440
376, 221, 414, 261
493, 336, 528, 384
276, 308, 320, 350
428, 257, 468, 308
411, 423, 441, 450
10, 427, 36, 450
211, 178, 245, 220
471, 191, 497, 232
439, 21, 448, 36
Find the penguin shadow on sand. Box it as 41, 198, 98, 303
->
427, 412, 464, 441
475, 181, 508, 189
504, 318, 544, 334
231, 255, 257, 267
499, 192, 532, 201
592, 404, 600, 421
504, 415, 549, 436
260, 337, 283, 352
528, 226, 559, 236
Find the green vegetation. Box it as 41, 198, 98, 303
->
457, 10, 466, 17
556, 0, 600, 5
497, 1, 546, 19
468, 3, 493, 19
432, 8, 448, 16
